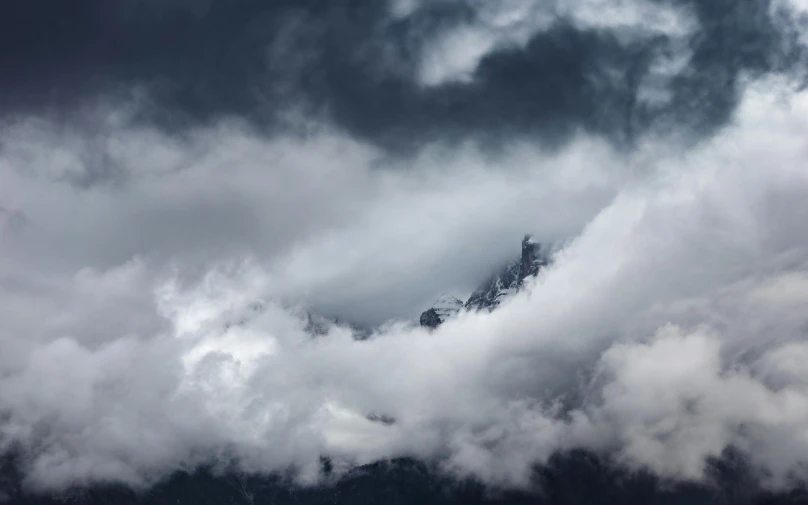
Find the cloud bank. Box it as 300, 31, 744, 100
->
2, 0, 808, 498
0, 0, 798, 149
2, 75, 808, 493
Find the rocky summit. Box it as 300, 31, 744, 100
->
419, 294, 464, 328
421, 235, 550, 328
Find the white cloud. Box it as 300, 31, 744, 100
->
2, 76, 808, 493
571, 325, 808, 489
0, 111, 624, 325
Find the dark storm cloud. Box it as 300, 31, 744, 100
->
0, 0, 797, 150
5, 0, 808, 494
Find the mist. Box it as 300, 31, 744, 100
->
2, 0, 808, 498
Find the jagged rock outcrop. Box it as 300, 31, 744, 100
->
464, 259, 521, 312
520, 235, 547, 282
465, 235, 549, 313
420, 235, 550, 328
419, 295, 463, 329
419, 308, 442, 329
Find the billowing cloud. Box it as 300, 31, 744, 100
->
2, 73, 808, 495
3, 0, 808, 499
0, 0, 799, 150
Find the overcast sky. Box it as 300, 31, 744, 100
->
2, 0, 808, 496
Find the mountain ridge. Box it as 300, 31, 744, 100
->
421, 235, 550, 328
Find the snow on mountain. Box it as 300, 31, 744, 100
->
421, 235, 550, 328
432, 294, 464, 314
419, 294, 464, 329
464, 259, 522, 313
466, 234, 549, 312
221, 236, 548, 334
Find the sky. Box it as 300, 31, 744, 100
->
2, 0, 808, 495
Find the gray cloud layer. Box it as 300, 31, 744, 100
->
2, 0, 808, 497
3, 74, 808, 492
0, 0, 800, 151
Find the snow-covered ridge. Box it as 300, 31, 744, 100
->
420, 235, 550, 328
419, 295, 463, 328
223, 235, 549, 334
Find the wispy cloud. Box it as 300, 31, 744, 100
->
2, 73, 808, 492
3, 0, 808, 497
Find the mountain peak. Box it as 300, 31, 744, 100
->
419, 295, 463, 329
433, 294, 463, 309
420, 235, 551, 328
464, 235, 549, 313
520, 234, 547, 284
